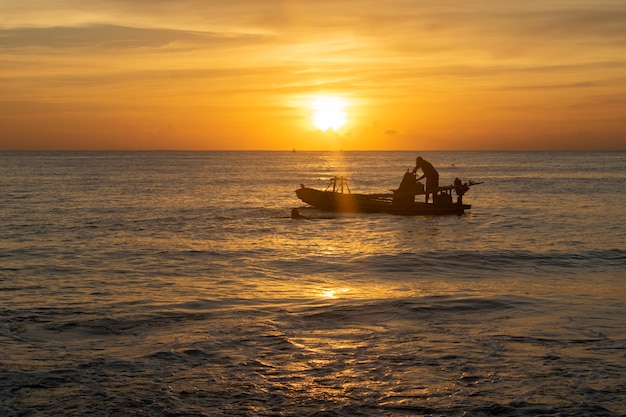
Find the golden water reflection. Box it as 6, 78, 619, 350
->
320, 288, 350, 299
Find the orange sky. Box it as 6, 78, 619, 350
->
1, 1, 625, 150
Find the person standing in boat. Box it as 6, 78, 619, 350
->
412, 156, 439, 203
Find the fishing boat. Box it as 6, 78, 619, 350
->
295, 172, 480, 215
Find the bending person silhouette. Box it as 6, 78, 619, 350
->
412, 156, 439, 203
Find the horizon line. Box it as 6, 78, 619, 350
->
1, 148, 625, 152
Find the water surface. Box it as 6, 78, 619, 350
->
1, 151, 624, 416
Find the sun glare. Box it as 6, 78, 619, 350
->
321, 288, 350, 299
311, 96, 347, 131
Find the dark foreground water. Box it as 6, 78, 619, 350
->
1, 151, 625, 416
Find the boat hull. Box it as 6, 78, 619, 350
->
295, 187, 470, 215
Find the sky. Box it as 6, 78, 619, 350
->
1, 0, 625, 150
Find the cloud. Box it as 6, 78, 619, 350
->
0, 24, 266, 51
500, 7, 626, 42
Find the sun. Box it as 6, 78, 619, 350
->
311, 96, 347, 131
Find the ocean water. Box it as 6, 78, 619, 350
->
0, 150, 624, 417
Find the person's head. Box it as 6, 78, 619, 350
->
416, 156, 423, 163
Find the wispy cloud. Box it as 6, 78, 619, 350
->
0, 24, 267, 51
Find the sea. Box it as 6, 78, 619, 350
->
0, 150, 624, 417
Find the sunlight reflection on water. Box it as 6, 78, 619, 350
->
1, 151, 624, 416
320, 288, 350, 299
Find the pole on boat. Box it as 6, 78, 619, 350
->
327, 176, 350, 194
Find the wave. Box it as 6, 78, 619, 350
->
343, 248, 626, 277
295, 294, 538, 323
261, 248, 625, 282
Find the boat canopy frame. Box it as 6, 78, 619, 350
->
324, 176, 351, 194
